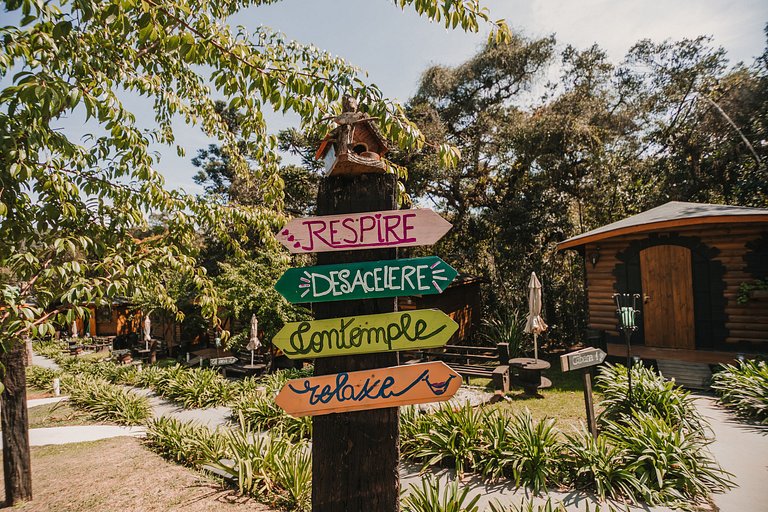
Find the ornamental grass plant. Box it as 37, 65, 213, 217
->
596, 363, 705, 435
401, 476, 481, 512
26, 365, 61, 392
712, 358, 768, 424
62, 375, 151, 425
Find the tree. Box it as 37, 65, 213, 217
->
400, 30, 768, 348
0, 0, 510, 504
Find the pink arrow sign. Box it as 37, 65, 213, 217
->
277, 209, 452, 254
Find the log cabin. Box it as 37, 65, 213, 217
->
557, 201, 768, 384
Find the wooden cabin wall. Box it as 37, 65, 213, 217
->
583, 223, 768, 354
399, 281, 482, 343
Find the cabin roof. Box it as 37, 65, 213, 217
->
558, 201, 768, 250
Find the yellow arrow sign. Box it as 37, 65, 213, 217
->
273, 309, 458, 359
275, 362, 462, 417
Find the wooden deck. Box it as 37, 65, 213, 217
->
606, 343, 760, 364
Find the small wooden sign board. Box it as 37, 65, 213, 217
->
209, 356, 238, 367
277, 209, 452, 254
274, 256, 458, 303
275, 362, 461, 417
273, 309, 458, 359
560, 347, 607, 372
560, 346, 606, 439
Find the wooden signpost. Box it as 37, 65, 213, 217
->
275, 362, 461, 417
274, 256, 458, 303
560, 347, 607, 438
272, 309, 459, 359
277, 208, 452, 253
559, 347, 607, 372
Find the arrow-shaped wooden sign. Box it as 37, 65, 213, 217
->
275, 362, 461, 417
277, 209, 452, 253
273, 309, 458, 359
274, 256, 458, 303
560, 347, 607, 372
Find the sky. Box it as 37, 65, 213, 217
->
2, 0, 766, 193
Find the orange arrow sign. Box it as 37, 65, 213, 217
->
277, 209, 452, 253
275, 362, 461, 417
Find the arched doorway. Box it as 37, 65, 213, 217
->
639, 245, 695, 349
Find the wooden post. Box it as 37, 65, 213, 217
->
582, 368, 597, 439
1, 342, 33, 505
312, 173, 399, 512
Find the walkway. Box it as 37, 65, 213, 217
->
694, 394, 768, 511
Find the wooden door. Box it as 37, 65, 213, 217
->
639, 245, 695, 349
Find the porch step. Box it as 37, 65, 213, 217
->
656, 359, 712, 389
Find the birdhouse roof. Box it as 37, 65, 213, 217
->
314, 117, 390, 160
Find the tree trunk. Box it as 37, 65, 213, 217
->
1, 341, 33, 506
312, 173, 400, 512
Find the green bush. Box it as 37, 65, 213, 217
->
145, 416, 226, 466
32, 340, 66, 360
26, 365, 61, 391
154, 366, 234, 408
483, 409, 562, 495
62, 375, 152, 425
561, 426, 640, 501
489, 498, 617, 512
231, 388, 311, 441
712, 359, 768, 424
602, 412, 733, 507
401, 476, 480, 512
480, 308, 527, 357
406, 402, 486, 477
596, 363, 705, 434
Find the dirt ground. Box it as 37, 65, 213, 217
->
1, 437, 276, 512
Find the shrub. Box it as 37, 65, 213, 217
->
407, 402, 486, 476
602, 412, 734, 507
401, 476, 480, 512
155, 366, 235, 408
26, 365, 61, 391
231, 388, 311, 441
489, 498, 617, 512
62, 375, 152, 425
145, 416, 226, 466
596, 363, 704, 434
712, 359, 768, 424
561, 426, 640, 501
32, 340, 66, 360
205, 418, 312, 511
485, 409, 563, 494
480, 308, 527, 357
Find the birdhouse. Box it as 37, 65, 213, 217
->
315, 95, 389, 176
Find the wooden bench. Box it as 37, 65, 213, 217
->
408, 343, 511, 392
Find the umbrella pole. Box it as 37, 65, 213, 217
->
534, 333, 538, 362
251, 349, 255, 366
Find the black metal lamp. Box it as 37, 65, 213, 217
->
589, 247, 601, 268
613, 293, 640, 405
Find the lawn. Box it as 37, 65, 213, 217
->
27, 401, 97, 429
473, 367, 603, 429
1, 437, 276, 512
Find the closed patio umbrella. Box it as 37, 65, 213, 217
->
524, 272, 547, 362
71, 320, 78, 339
144, 314, 151, 350
247, 314, 261, 366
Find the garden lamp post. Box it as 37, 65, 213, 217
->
613, 293, 640, 405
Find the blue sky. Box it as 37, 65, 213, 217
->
2, 0, 766, 193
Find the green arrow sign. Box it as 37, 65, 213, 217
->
273, 309, 458, 359
274, 256, 458, 303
